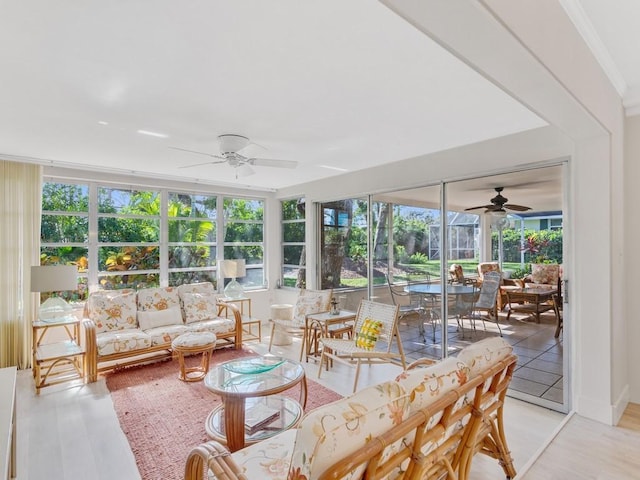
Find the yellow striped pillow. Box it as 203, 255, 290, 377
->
355, 318, 383, 350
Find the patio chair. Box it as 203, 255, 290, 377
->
268, 289, 332, 361
387, 276, 435, 342
447, 285, 478, 339
471, 270, 503, 336
317, 299, 407, 392
449, 263, 477, 286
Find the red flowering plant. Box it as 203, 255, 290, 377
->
521, 233, 552, 264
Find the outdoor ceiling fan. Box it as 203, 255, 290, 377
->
464, 187, 532, 215
171, 134, 298, 177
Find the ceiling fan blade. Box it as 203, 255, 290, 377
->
504, 204, 532, 212
169, 146, 224, 158
177, 159, 227, 169
464, 204, 493, 211
249, 158, 298, 169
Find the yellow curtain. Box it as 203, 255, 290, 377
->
0, 160, 42, 368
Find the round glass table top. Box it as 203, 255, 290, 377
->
204, 356, 304, 398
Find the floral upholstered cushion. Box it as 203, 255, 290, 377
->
395, 356, 469, 413
456, 337, 513, 379
478, 262, 501, 280
177, 281, 215, 296
450, 264, 465, 283
180, 292, 218, 324
84, 289, 138, 334
292, 289, 332, 324
530, 263, 560, 285
288, 380, 410, 480
354, 318, 383, 350
230, 429, 298, 480
137, 286, 180, 312
185, 317, 236, 335
144, 324, 188, 345
95, 329, 152, 356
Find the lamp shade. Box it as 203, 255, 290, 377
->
31, 265, 78, 293
221, 259, 246, 279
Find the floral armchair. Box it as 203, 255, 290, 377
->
268, 289, 332, 361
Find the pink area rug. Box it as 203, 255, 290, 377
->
105, 348, 342, 480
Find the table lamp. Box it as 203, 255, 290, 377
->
221, 259, 246, 299
31, 265, 78, 321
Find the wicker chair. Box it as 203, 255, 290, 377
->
317, 299, 406, 392
268, 289, 332, 361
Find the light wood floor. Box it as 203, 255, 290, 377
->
14, 332, 639, 479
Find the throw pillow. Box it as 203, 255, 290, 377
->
531, 264, 559, 285
85, 289, 137, 333
355, 318, 383, 351
181, 292, 218, 324
137, 307, 183, 331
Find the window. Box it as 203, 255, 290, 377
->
168, 192, 217, 286
549, 218, 563, 230
97, 187, 160, 289
223, 198, 265, 289
41, 181, 266, 293
40, 181, 89, 301
281, 198, 305, 288
319, 198, 368, 290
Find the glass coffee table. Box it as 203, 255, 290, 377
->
204, 355, 307, 452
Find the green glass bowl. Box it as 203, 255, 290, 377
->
223, 356, 286, 375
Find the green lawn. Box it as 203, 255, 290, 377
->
285, 260, 530, 289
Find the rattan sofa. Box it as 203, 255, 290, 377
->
83, 282, 242, 382
184, 337, 518, 480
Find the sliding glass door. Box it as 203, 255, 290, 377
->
316, 164, 567, 412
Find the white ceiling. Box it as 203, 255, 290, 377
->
0, 1, 633, 203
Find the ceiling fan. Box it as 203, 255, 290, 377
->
171, 134, 298, 177
464, 187, 532, 214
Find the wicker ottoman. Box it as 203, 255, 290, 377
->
172, 332, 217, 382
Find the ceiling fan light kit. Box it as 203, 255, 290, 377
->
218, 134, 251, 154
172, 133, 298, 177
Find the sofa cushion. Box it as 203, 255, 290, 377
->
177, 282, 215, 296
95, 329, 152, 356
392, 357, 472, 474
181, 292, 218, 324
456, 337, 513, 378
137, 286, 181, 312
144, 324, 189, 345
395, 356, 469, 412
85, 289, 138, 334
289, 380, 409, 479
185, 317, 236, 336
137, 307, 183, 331
230, 429, 297, 480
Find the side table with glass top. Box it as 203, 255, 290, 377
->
203, 356, 307, 452
32, 314, 85, 394
305, 310, 357, 362
218, 297, 262, 342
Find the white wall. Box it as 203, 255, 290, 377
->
625, 114, 640, 402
